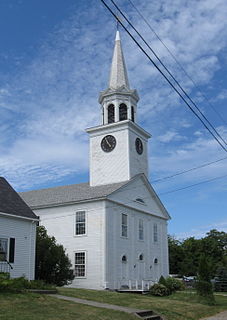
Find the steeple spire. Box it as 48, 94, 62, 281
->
99, 30, 139, 125
108, 30, 130, 90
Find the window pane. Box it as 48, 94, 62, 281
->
121, 214, 128, 237
139, 219, 144, 240
0, 238, 8, 261
75, 252, 85, 277
154, 223, 158, 242
75, 212, 86, 235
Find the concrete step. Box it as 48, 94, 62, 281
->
135, 310, 162, 320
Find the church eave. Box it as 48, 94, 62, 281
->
28, 196, 107, 210
86, 119, 151, 139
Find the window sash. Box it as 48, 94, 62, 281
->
139, 219, 144, 240
154, 223, 158, 242
0, 238, 8, 261
121, 214, 128, 237
75, 211, 86, 235
75, 252, 86, 277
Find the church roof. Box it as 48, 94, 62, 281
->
0, 177, 38, 220
19, 180, 128, 209
108, 30, 130, 90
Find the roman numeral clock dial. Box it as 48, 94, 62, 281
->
101, 135, 116, 152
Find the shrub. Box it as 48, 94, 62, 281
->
0, 276, 56, 293
149, 283, 170, 296
195, 280, 215, 305
165, 277, 185, 293
158, 275, 167, 287
0, 277, 30, 293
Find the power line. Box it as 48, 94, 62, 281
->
109, 0, 227, 148
127, 0, 227, 127
100, 0, 227, 152
152, 156, 227, 183
160, 173, 227, 195
40, 172, 227, 222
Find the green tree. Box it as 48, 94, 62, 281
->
168, 236, 185, 274
196, 254, 215, 304
36, 226, 74, 286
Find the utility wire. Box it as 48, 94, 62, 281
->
110, 0, 227, 147
100, 0, 227, 152
127, 0, 227, 127
160, 173, 227, 195
152, 156, 227, 183
41, 173, 227, 222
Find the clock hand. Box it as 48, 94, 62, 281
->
105, 137, 111, 147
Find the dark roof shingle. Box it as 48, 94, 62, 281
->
20, 181, 128, 208
0, 177, 38, 220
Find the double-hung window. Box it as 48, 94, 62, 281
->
121, 213, 128, 237
139, 219, 144, 240
0, 238, 8, 261
153, 223, 158, 243
75, 211, 86, 235
75, 252, 86, 277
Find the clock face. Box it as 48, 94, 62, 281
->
101, 135, 116, 152
135, 137, 143, 155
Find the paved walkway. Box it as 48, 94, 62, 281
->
49, 294, 142, 314
201, 311, 227, 320
50, 294, 227, 320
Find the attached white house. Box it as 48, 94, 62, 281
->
0, 177, 39, 280
20, 31, 171, 290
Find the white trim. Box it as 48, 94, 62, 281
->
74, 250, 87, 279
0, 236, 9, 261
107, 199, 168, 221
74, 211, 87, 237
121, 213, 128, 238
0, 211, 39, 222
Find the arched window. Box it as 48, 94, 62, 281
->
119, 103, 127, 121
139, 253, 144, 261
108, 104, 115, 123
122, 255, 127, 262
154, 258, 158, 264
131, 106, 135, 122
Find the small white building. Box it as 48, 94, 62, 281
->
0, 177, 38, 280
21, 31, 171, 290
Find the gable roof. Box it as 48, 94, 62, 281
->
0, 177, 38, 220
107, 174, 171, 220
20, 180, 128, 209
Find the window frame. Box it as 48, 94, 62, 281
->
121, 213, 128, 238
74, 211, 87, 236
74, 251, 86, 278
0, 237, 8, 262
153, 223, 158, 243
138, 219, 144, 241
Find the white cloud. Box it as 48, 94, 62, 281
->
0, 0, 227, 191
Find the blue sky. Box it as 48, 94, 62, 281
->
0, 0, 227, 239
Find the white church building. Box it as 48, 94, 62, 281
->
21, 31, 170, 290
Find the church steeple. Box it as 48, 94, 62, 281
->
99, 30, 139, 125
87, 30, 151, 187
109, 31, 130, 90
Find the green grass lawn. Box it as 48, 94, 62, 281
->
58, 288, 227, 320
1, 289, 227, 320
0, 292, 137, 320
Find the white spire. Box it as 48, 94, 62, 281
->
108, 30, 130, 90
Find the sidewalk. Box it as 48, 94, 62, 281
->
201, 311, 227, 320
49, 294, 142, 314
